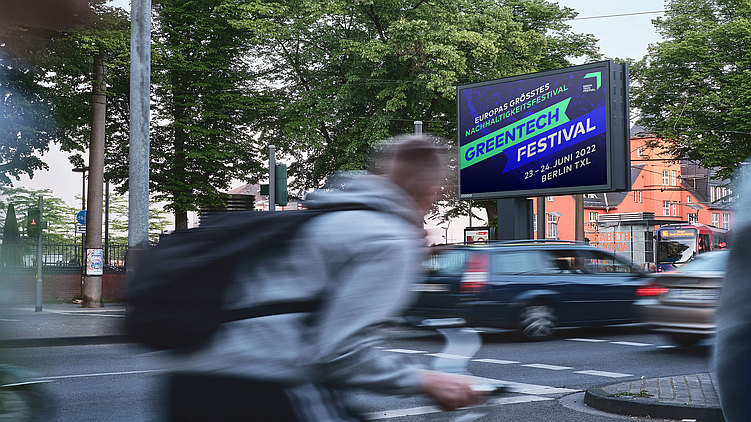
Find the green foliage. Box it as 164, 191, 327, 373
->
229, 0, 599, 223
0, 186, 78, 243
632, 0, 751, 179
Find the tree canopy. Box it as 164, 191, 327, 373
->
631, 0, 751, 179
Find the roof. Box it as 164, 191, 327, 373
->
581, 164, 645, 209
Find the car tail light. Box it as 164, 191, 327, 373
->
460, 253, 489, 294
636, 284, 669, 297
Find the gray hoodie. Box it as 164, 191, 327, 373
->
173, 174, 425, 395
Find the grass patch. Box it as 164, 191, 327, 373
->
609, 390, 653, 398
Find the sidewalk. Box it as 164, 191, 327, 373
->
0, 303, 129, 348
585, 372, 725, 421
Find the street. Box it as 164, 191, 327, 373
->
0, 322, 712, 421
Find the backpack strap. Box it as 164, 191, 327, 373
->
221, 299, 320, 323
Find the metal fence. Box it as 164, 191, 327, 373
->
4, 244, 127, 270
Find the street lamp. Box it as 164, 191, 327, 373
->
72, 166, 88, 273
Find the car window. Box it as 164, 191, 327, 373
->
490, 251, 547, 274
547, 249, 586, 274
424, 249, 469, 276
581, 250, 634, 274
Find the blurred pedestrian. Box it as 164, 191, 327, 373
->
165, 134, 482, 421
714, 163, 751, 421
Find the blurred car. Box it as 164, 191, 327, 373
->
635, 250, 728, 347
406, 240, 650, 340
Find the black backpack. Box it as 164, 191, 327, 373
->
126, 206, 364, 351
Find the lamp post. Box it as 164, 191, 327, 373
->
72, 166, 88, 295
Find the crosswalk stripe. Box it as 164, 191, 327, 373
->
425, 353, 470, 360
574, 370, 632, 378
610, 341, 652, 347
472, 358, 520, 365
361, 395, 554, 420
522, 363, 573, 371
566, 338, 608, 342
383, 348, 426, 354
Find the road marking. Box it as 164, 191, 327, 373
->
566, 338, 607, 343
574, 370, 632, 378
425, 353, 470, 360
60, 312, 125, 318
0, 319, 21, 322
522, 363, 573, 371
472, 358, 520, 365
40, 369, 164, 380
362, 395, 554, 420
610, 341, 652, 347
657, 345, 677, 349
384, 348, 427, 354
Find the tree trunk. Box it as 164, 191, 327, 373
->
174, 211, 188, 230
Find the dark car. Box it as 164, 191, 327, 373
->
406, 240, 651, 339
635, 250, 728, 347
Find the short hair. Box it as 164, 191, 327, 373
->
369, 134, 448, 204
369, 134, 447, 176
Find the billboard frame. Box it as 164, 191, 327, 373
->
457, 60, 630, 200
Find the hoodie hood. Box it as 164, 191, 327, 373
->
304, 174, 424, 227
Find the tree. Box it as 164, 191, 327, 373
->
229, 0, 599, 225
631, 0, 751, 180
0, 186, 78, 244
133, 0, 265, 229
0, 202, 22, 267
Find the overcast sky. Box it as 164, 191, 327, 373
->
12, 1, 665, 212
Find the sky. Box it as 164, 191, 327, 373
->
11, 1, 666, 217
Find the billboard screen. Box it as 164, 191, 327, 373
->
457, 61, 629, 199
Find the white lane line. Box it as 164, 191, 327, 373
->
574, 370, 632, 378
469, 377, 578, 395
384, 348, 427, 354
472, 358, 520, 365
610, 341, 652, 347
522, 363, 573, 371
362, 395, 553, 420
425, 353, 470, 360
40, 369, 164, 380
566, 338, 607, 343
657, 345, 677, 349
61, 312, 125, 318
0, 319, 21, 322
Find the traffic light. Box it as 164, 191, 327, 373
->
26, 208, 45, 238
274, 164, 288, 206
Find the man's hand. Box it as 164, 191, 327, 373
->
417, 370, 484, 411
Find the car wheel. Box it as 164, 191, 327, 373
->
519, 304, 557, 340
668, 334, 702, 347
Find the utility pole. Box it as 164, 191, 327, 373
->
127, 0, 151, 285
35, 195, 43, 312
83, 51, 106, 308
575, 194, 585, 241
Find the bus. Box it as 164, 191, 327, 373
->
655, 223, 729, 272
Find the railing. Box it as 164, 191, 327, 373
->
2, 244, 127, 270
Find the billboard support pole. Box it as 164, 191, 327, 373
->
537, 197, 546, 239
497, 198, 533, 241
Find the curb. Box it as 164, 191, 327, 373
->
584, 382, 725, 422
0, 335, 132, 348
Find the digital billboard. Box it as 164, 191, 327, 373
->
457, 61, 630, 199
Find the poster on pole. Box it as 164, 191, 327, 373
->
457, 60, 630, 199
86, 248, 104, 276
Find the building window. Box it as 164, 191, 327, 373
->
712, 213, 720, 227
670, 170, 677, 186
632, 191, 642, 203
687, 196, 691, 203
672, 201, 678, 216
533, 214, 537, 233
547, 196, 554, 202
637, 147, 643, 157
688, 213, 698, 224
663, 201, 670, 216
723, 213, 730, 230
662, 170, 669, 186
547, 213, 558, 239
589, 212, 598, 222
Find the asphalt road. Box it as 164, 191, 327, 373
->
1, 324, 712, 421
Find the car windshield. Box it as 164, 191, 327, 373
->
679, 251, 729, 273
424, 249, 469, 276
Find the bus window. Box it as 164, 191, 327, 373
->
698, 235, 709, 252
657, 228, 698, 266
